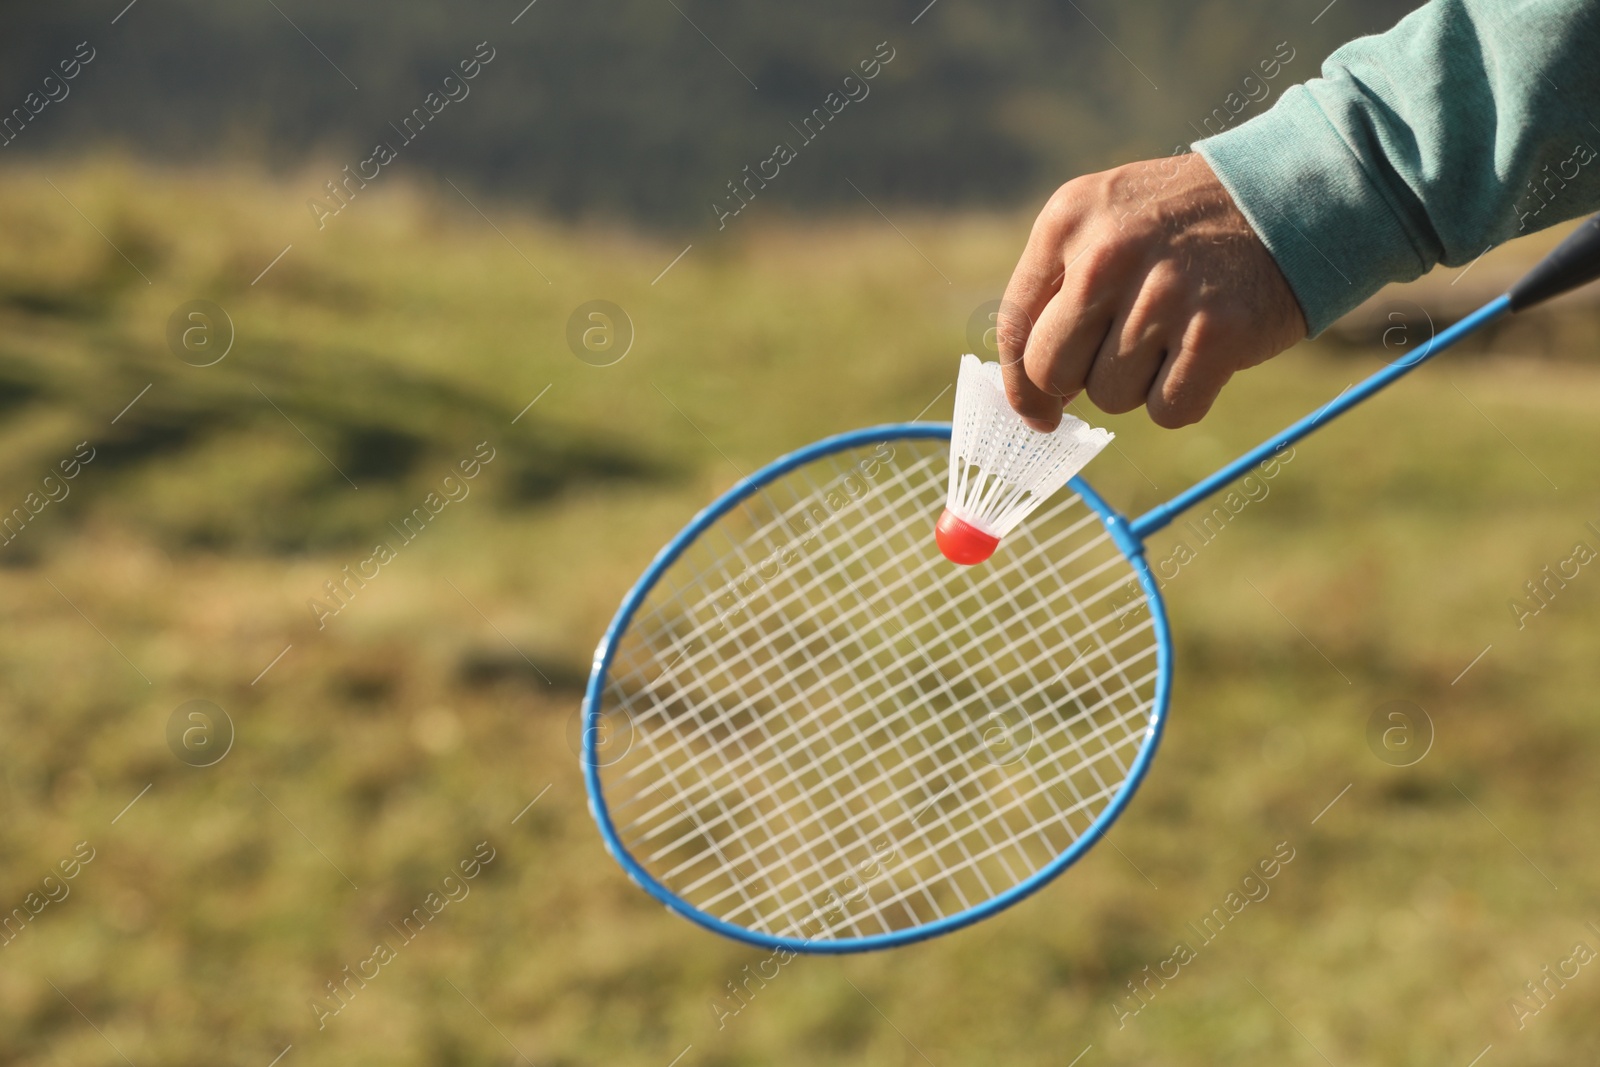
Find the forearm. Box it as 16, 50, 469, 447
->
1195, 0, 1600, 335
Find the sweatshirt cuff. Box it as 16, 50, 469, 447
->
1193, 85, 1428, 336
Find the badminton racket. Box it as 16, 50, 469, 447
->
581, 214, 1600, 953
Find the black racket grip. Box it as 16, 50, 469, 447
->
1508, 213, 1600, 312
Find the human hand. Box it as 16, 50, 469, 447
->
996, 154, 1307, 430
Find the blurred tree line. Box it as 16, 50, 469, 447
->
1, 0, 1422, 226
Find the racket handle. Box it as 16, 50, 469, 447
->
1508, 213, 1600, 312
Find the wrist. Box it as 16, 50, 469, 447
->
1194, 85, 1427, 336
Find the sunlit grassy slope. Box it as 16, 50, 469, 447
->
1, 157, 1598, 1066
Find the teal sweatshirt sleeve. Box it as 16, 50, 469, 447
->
1194, 0, 1600, 336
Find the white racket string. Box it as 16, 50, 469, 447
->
593, 438, 1160, 941
617, 550, 1146, 855
608, 497, 1115, 809
609, 458, 1011, 843
653, 572, 1152, 889
614, 559, 1152, 934
604, 470, 1145, 927
636, 450, 951, 708
707, 660, 1158, 931
614, 559, 1139, 902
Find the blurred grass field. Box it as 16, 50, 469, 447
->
2, 156, 1599, 1066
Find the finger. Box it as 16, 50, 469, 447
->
1083, 270, 1170, 415
1145, 314, 1234, 428
997, 210, 1076, 429
1020, 281, 1116, 421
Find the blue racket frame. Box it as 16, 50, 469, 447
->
583, 422, 1174, 953
584, 292, 1520, 953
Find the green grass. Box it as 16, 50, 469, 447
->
1, 156, 1599, 1065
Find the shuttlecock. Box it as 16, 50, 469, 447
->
937, 354, 1114, 565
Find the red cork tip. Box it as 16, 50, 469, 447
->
935, 509, 1001, 566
